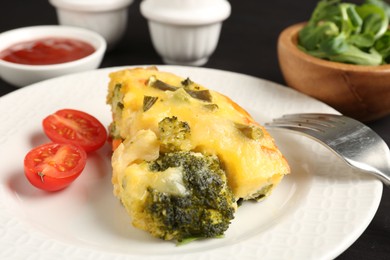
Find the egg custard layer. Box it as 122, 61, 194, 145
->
106, 67, 290, 240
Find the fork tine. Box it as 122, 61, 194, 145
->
276, 117, 332, 127
265, 120, 326, 140
281, 113, 345, 124
268, 113, 347, 131
267, 119, 325, 132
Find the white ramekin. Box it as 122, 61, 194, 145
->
140, 0, 231, 66
49, 0, 133, 49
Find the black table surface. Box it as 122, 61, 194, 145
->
1, 0, 389, 259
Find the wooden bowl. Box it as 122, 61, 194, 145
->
277, 22, 390, 122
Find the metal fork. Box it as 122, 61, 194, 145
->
265, 113, 390, 187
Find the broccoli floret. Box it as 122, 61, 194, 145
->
145, 151, 236, 242
159, 116, 191, 152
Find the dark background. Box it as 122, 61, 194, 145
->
0, 0, 389, 259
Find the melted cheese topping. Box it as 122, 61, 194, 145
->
108, 67, 290, 200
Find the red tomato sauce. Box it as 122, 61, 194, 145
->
0, 37, 95, 65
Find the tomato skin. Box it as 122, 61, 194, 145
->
24, 143, 87, 191
42, 109, 107, 153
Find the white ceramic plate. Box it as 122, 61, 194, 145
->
0, 66, 382, 260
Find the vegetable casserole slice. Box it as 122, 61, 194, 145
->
106, 67, 290, 242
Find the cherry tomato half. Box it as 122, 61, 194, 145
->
24, 142, 87, 191
42, 109, 107, 152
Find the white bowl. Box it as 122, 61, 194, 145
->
0, 25, 106, 87
49, 0, 133, 49
140, 0, 231, 66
